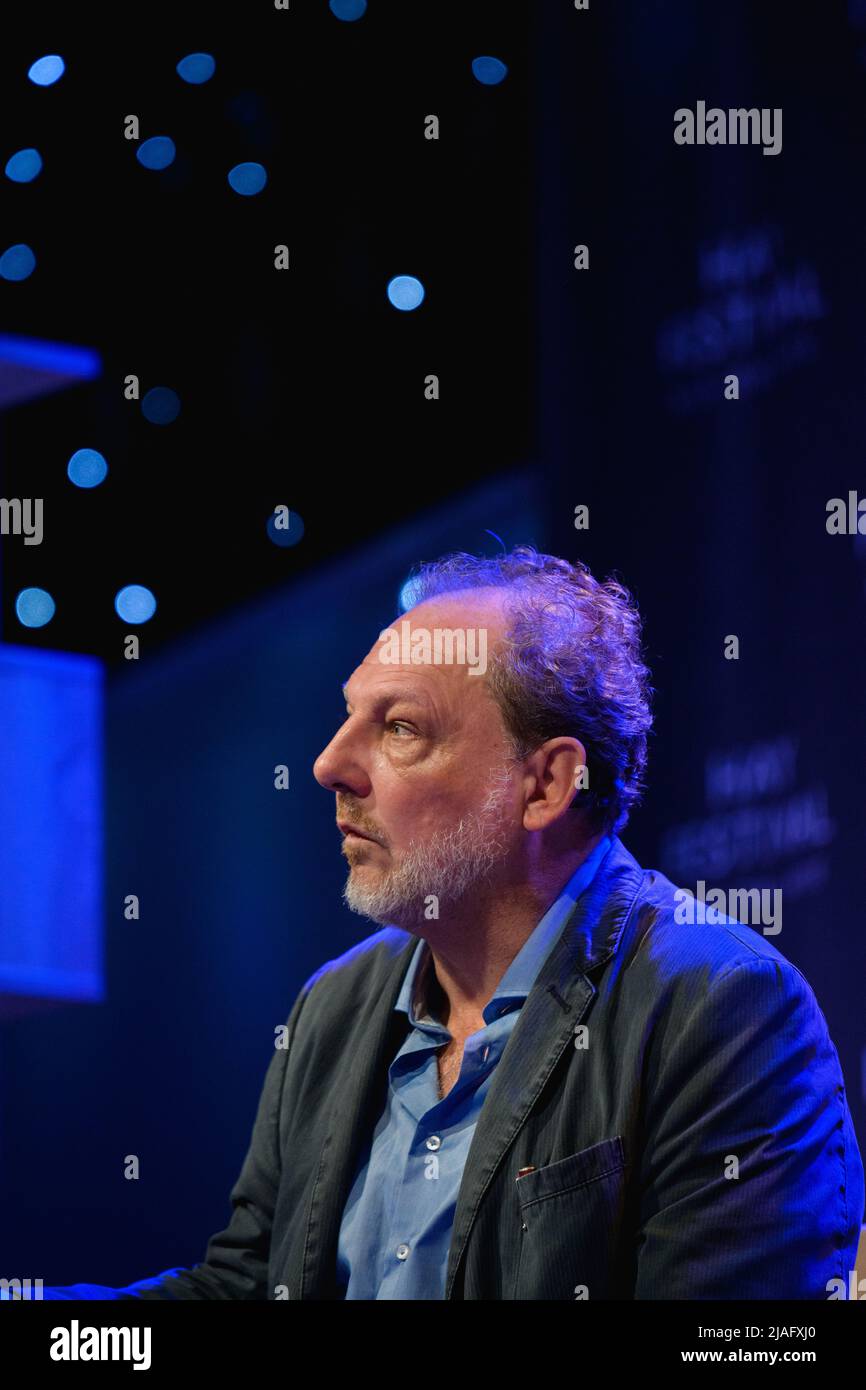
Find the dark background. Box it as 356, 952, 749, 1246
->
0, 0, 864, 1285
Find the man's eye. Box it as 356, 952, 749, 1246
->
388, 721, 414, 736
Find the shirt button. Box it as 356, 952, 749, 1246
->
396, 1244, 410, 1260
426, 1135, 442, 1151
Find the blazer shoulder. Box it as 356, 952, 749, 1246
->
626, 864, 813, 991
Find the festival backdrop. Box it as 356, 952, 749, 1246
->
0, 0, 863, 1281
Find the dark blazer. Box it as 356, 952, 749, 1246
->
51, 836, 865, 1300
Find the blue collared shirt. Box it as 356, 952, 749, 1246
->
335, 834, 613, 1299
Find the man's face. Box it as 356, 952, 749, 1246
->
312, 591, 523, 928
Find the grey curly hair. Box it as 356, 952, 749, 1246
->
404, 545, 654, 835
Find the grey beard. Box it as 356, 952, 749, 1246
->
341, 769, 515, 928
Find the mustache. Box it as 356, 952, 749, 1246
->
337, 805, 387, 843
337, 777, 513, 849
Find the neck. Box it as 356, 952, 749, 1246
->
415, 833, 605, 1033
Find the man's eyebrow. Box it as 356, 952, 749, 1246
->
341, 684, 434, 711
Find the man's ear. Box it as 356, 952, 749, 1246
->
522, 736, 588, 831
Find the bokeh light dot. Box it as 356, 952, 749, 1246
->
115, 585, 157, 624
67, 448, 108, 488
0, 244, 36, 281
176, 52, 216, 84
16, 587, 55, 627
5, 148, 43, 183
266, 509, 305, 548
136, 136, 176, 171
28, 55, 65, 86
472, 55, 508, 86
387, 275, 425, 311
329, 0, 368, 20
141, 387, 181, 425
228, 161, 267, 196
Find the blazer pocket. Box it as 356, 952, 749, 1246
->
515, 1135, 626, 1208
511, 1136, 628, 1299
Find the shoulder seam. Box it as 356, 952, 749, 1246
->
714, 953, 810, 993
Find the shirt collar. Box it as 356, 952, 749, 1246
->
394, 834, 613, 1028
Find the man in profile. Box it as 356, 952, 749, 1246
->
32, 545, 865, 1299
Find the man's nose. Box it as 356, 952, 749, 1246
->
313, 726, 368, 796
312, 734, 340, 791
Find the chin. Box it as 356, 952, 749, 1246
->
342, 891, 392, 926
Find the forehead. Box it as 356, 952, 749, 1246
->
342, 589, 508, 706
391, 588, 511, 641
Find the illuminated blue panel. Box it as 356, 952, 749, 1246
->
5, 148, 43, 182
472, 55, 508, 86
27, 54, 65, 86
0, 645, 104, 1009
176, 52, 216, 85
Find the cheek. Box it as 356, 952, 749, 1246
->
377, 769, 482, 845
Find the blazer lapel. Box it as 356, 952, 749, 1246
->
444, 837, 645, 1297
299, 937, 415, 1298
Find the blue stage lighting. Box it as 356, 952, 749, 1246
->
27, 55, 65, 86
266, 509, 305, 547
472, 56, 508, 86
387, 275, 425, 311
228, 161, 268, 196
115, 585, 157, 624
330, 0, 367, 19
176, 52, 216, 84
0, 644, 104, 1008
141, 386, 181, 424
67, 448, 108, 488
15, 587, 55, 627
0, 333, 100, 377
0, 244, 36, 281
136, 137, 176, 171
5, 148, 42, 183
